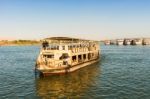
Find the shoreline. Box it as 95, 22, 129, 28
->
0, 40, 41, 46
0, 44, 40, 46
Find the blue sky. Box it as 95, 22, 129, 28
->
0, 0, 150, 40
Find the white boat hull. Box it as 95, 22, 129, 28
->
36, 59, 99, 76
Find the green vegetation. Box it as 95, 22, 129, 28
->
0, 40, 41, 46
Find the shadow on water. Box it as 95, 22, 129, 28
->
35, 62, 101, 98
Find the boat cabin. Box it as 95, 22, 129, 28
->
36, 37, 100, 70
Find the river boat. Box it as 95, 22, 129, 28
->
110, 40, 117, 45
124, 39, 131, 45
143, 38, 150, 45
116, 39, 124, 45
131, 38, 143, 45
35, 37, 100, 76
104, 40, 111, 45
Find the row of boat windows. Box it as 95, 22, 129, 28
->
72, 53, 94, 59
43, 44, 96, 50
68, 44, 96, 48
43, 53, 69, 59
43, 53, 96, 60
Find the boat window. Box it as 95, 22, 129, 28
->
92, 53, 94, 57
51, 46, 55, 50
59, 53, 69, 60
68, 45, 72, 50
79, 44, 81, 47
63, 61, 68, 65
62, 46, 65, 50
44, 55, 54, 58
68, 45, 70, 50
72, 56, 76, 62
88, 53, 91, 60
57, 46, 59, 50
83, 54, 86, 60
42, 41, 49, 49
48, 45, 59, 50
43, 55, 46, 58
78, 55, 82, 62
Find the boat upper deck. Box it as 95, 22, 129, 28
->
43, 37, 99, 44
41, 37, 99, 53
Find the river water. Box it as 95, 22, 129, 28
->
0, 45, 150, 99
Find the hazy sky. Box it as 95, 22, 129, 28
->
0, 0, 150, 40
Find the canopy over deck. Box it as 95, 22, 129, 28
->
44, 37, 94, 41
43, 37, 99, 44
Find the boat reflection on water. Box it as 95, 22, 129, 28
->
35, 62, 101, 98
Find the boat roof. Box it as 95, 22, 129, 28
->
44, 37, 98, 41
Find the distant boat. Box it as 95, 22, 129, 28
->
131, 39, 143, 45
124, 39, 131, 45
104, 40, 111, 45
116, 39, 124, 45
110, 40, 117, 45
35, 37, 100, 76
143, 38, 150, 45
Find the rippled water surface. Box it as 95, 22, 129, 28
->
0, 45, 150, 99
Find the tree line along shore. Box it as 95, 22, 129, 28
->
0, 40, 41, 46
